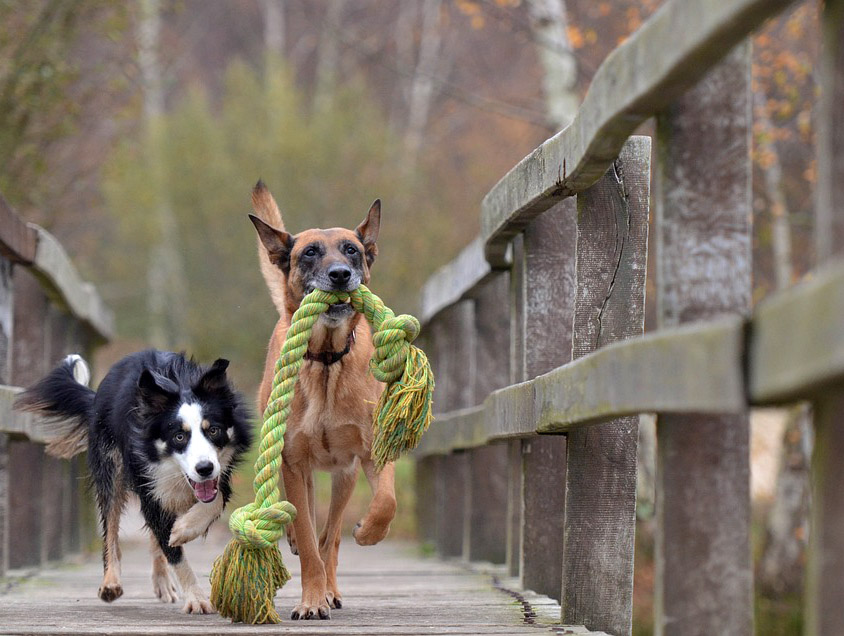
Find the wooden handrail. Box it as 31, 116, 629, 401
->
480, 0, 795, 267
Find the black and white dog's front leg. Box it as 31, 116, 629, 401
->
168, 496, 224, 547
140, 496, 215, 614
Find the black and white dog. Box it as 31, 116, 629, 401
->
15, 350, 252, 614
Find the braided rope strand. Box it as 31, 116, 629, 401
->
211, 285, 433, 623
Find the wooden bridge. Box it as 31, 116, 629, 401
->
2, 0, 844, 634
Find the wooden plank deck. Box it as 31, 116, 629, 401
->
0, 515, 591, 636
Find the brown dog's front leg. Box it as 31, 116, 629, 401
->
283, 462, 330, 620
354, 460, 397, 546
319, 466, 358, 608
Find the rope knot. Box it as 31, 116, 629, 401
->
370, 313, 421, 383
228, 501, 297, 550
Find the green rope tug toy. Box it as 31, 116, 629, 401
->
210, 284, 434, 624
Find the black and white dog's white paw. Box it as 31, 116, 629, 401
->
182, 588, 216, 615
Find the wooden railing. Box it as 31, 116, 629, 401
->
412, 0, 842, 634
0, 194, 113, 578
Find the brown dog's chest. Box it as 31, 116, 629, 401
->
281, 356, 381, 472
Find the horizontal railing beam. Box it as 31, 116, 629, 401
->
417, 260, 844, 455
418, 238, 495, 324
480, 0, 794, 266
0, 385, 49, 443
28, 225, 114, 342
750, 262, 844, 403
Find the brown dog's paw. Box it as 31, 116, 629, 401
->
353, 519, 391, 546
98, 582, 123, 603
326, 590, 343, 609
291, 595, 330, 620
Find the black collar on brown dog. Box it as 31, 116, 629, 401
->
304, 330, 355, 366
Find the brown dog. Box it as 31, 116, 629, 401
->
249, 181, 397, 620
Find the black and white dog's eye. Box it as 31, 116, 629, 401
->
173, 432, 186, 444
208, 426, 221, 439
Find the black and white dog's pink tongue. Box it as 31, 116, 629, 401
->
192, 479, 218, 503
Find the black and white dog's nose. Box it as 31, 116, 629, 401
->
328, 265, 352, 286
195, 460, 214, 478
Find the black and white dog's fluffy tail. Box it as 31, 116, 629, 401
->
16, 354, 94, 459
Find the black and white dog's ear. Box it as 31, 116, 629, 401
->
138, 369, 178, 410
194, 359, 230, 394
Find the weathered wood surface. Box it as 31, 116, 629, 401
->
0, 527, 594, 635
419, 238, 495, 324
464, 275, 509, 564
0, 255, 11, 579
653, 44, 753, 636
750, 261, 844, 403
429, 301, 475, 559
516, 199, 577, 602
29, 225, 114, 343
414, 316, 746, 455
480, 0, 794, 266
806, 3, 844, 635
0, 194, 37, 266
505, 236, 525, 579
561, 136, 649, 635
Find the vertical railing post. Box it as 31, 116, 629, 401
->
464, 273, 509, 563
506, 235, 525, 578
0, 255, 11, 577
807, 2, 844, 634
431, 301, 475, 558
8, 268, 51, 569
561, 136, 651, 635
654, 42, 753, 635
414, 329, 438, 549
511, 200, 578, 600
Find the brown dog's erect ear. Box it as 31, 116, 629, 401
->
355, 199, 381, 267
249, 214, 294, 273
251, 180, 285, 230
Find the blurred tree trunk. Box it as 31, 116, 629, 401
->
137, 0, 187, 349
755, 90, 794, 290
259, 0, 285, 64
313, 0, 346, 113
403, 0, 444, 168
758, 405, 812, 597
525, 0, 578, 130
755, 87, 812, 598
390, 1, 418, 129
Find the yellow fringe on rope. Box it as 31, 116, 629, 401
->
210, 285, 434, 624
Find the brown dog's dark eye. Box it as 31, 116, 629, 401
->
345, 245, 358, 256
303, 247, 317, 257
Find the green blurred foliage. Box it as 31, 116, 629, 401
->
0, 0, 92, 209
101, 57, 462, 390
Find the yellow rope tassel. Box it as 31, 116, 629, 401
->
210, 285, 434, 623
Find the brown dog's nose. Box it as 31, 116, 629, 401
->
328, 266, 352, 286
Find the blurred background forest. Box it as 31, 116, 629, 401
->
0, 0, 820, 633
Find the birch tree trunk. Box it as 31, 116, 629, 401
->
525, 0, 578, 130
390, 1, 418, 129
754, 89, 812, 599
313, 0, 346, 113
754, 90, 794, 290
137, 0, 187, 349
403, 0, 444, 167
260, 0, 285, 64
